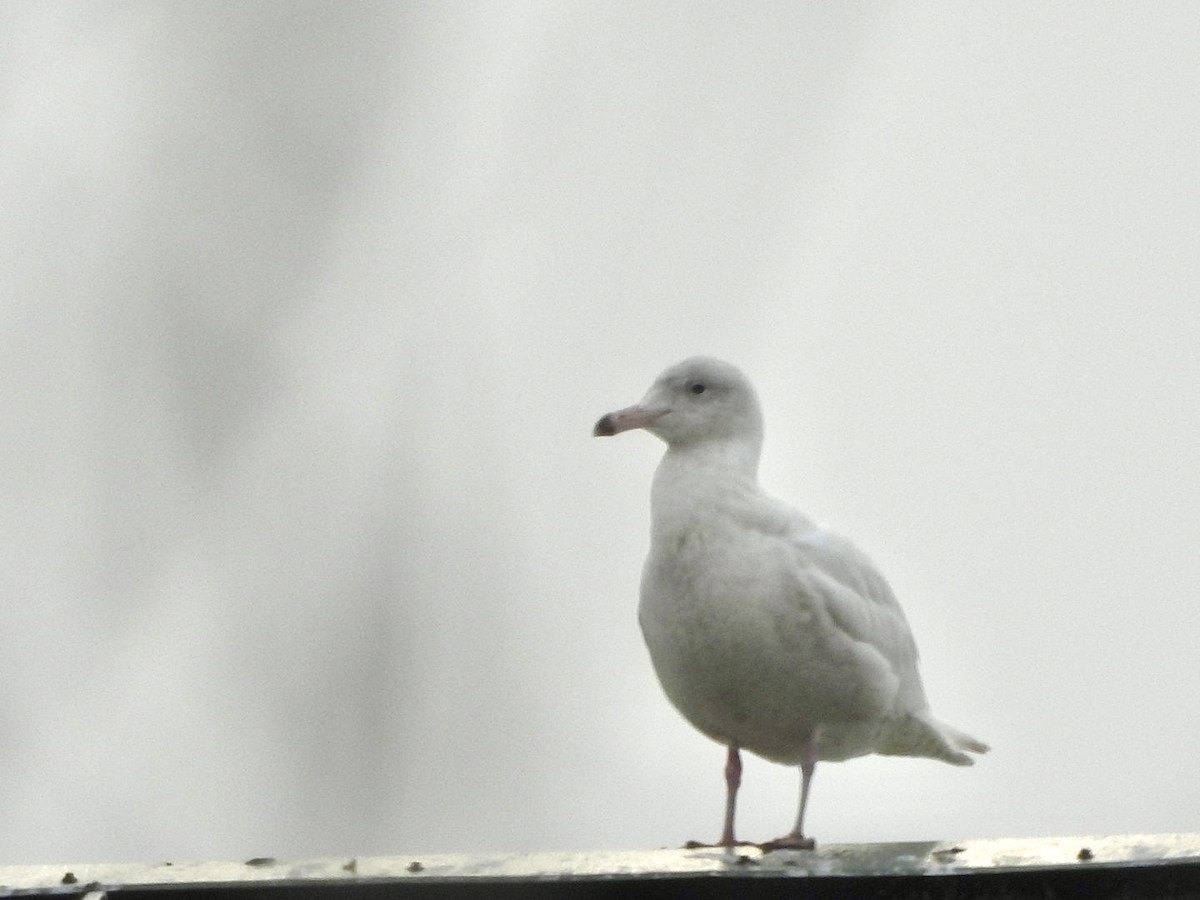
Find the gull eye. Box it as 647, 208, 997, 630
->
689, 382, 706, 395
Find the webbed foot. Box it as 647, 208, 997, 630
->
758, 832, 816, 852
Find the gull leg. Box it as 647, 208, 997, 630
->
761, 742, 817, 851
719, 743, 742, 847
684, 743, 743, 849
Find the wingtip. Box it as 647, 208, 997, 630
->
956, 734, 991, 756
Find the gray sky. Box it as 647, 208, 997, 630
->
1, 2, 1197, 863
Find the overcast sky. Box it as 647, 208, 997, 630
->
1, 2, 1197, 864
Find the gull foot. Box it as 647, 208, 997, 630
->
683, 839, 758, 850
759, 833, 816, 852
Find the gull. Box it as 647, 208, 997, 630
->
594, 357, 988, 850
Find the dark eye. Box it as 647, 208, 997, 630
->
689, 382, 706, 395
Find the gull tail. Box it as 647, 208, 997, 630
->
880, 711, 990, 765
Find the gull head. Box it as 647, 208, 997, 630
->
593, 356, 764, 453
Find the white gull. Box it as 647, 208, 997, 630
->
594, 356, 988, 850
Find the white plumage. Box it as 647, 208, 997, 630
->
594, 356, 987, 850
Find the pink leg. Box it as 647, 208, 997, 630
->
683, 743, 743, 849
760, 742, 817, 851
719, 743, 742, 847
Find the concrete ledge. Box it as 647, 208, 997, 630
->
2, 833, 1198, 899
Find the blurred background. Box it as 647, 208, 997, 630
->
1, 1, 1197, 864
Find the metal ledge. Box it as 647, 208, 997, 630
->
2, 833, 1198, 899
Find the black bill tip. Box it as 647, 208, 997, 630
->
593, 414, 617, 437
